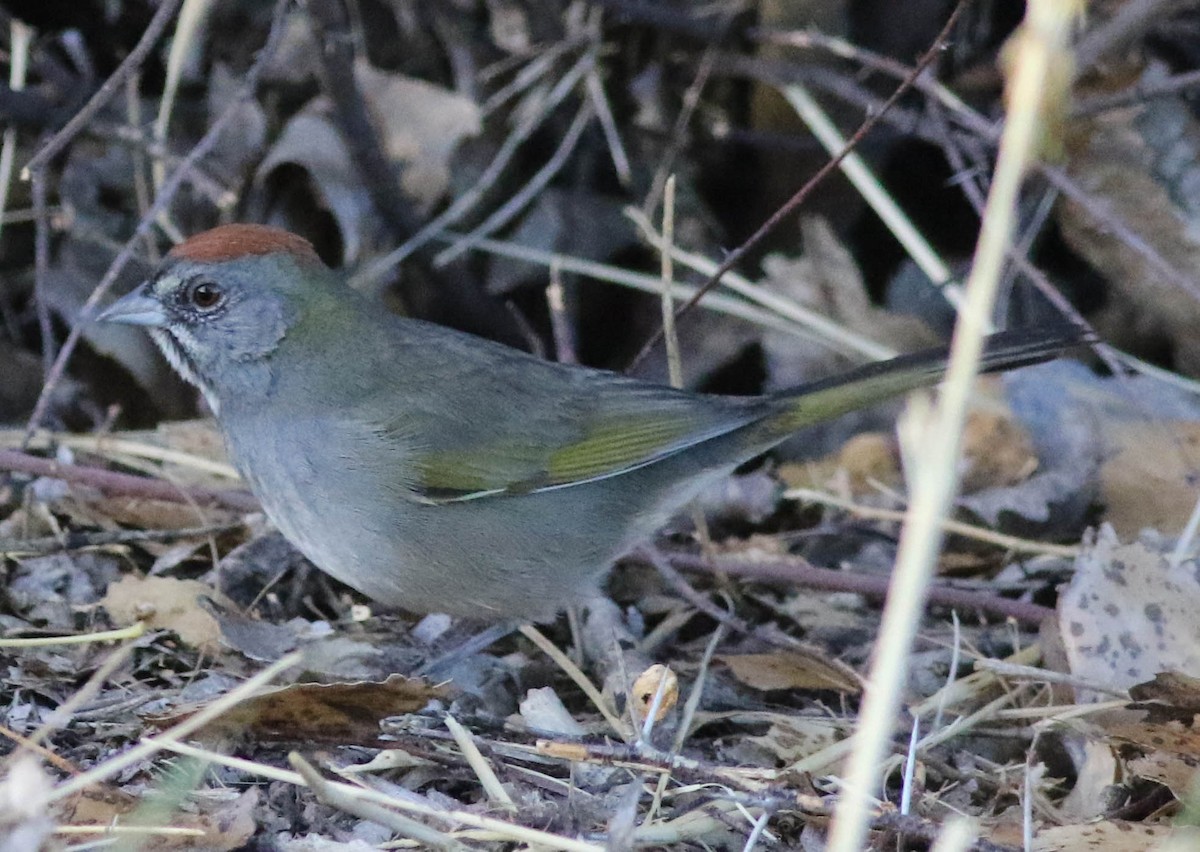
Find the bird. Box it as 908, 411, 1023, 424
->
99, 223, 1085, 620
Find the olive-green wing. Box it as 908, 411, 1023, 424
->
402, 382, 764, 504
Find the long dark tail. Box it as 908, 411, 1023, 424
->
764, 324, 1093, 435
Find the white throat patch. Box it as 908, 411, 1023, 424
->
149, 327, 221, 415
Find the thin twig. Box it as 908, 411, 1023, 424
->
787, 488, 1081, 558
23, 0, 185, 176
0, 20, 31, 240
659, 176, 681, 387
641, 7, 735, 217
627, 2, 967, 372
1041, 163, 1200, 302
21, 641, 140, 751
585, 67, 631, 187
1, 521, 243, 557
289, 753, 466, 850
302, 0, 417, 239
354, 50, 594, 287
48, 653, 301, 803
0, 449, 258, 511
827, 3, 1081, 848
161, 739, 609, 851
438, 232, 825, 339
518, 623, 631, 741
21, 0, 291, 442
546, 264, 577, 364
1074, 0, 1192, 71
434, 100, 595, 266
1074, 67, 1200, 115
445, 714, 517, 812
663, 551, 1056, 627
31, 160, 54, 383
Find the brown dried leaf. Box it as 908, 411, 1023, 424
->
960, 408, 1039, 492
1128, 750, 1200, 798
716, 651, 860, 693
1130, 672, 1200, 709
83, 497, 236, 532
693, 710, 847, 765
781, 431, 902, 498
357, 63, 482, 208
1100, 420, 1200, 538
149, 675, 444, 744
101, 575, 227, 653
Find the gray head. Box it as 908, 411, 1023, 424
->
99, 225, 333, 411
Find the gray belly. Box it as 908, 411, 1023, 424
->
221, 416, 618, 618
223, 413, 739, 619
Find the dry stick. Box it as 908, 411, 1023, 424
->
640, 6, 734, 218
921, 40, 1200, 306
90, 120, 235, 206
0, 449, 257, 513
0, 723, 79, 775
20, 0, 291, 444
160, 740, 607, 852
546, 264, 577, 364
908, 643, 1042, 721
745, 26, 1200, 316
930, 92, 1125, 384
936, 96, 1200, 536
518, 623, 631, 741
585, 68, 631, 187
27, 431, 240, 478
147, 0, 204, 243
0, 623, 145, 649
32, 169, 53, 377
444, 715, 517, 813
640, 547, 803, 648
479, 36, 584, 115
21, 641, 140, 751
434, 100, 595, 265
0, 20, 31, 237
628, 208, 893, 359
826, 2, 1080, 848
753, 26, 920, 80
971, 658, 1129, 697
354, 50, 594, 286
746, 26, 986, 137
303, 0, 417, 240
125, 72, 158, 263
643, 623, 727, 826
665, 551, 1056, 627
47, 652, 301, 804
1, 522, 242, 557
289, 753, 466, 851
785, 83, 954, 300
626, 1, 968, 373
21, 0, 185, 177
787, 488, 1081, 558
440, 232, 828, 339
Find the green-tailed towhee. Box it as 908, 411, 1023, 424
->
99, 224, 1085, 619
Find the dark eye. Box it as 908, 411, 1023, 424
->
186, 280, 224, 311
